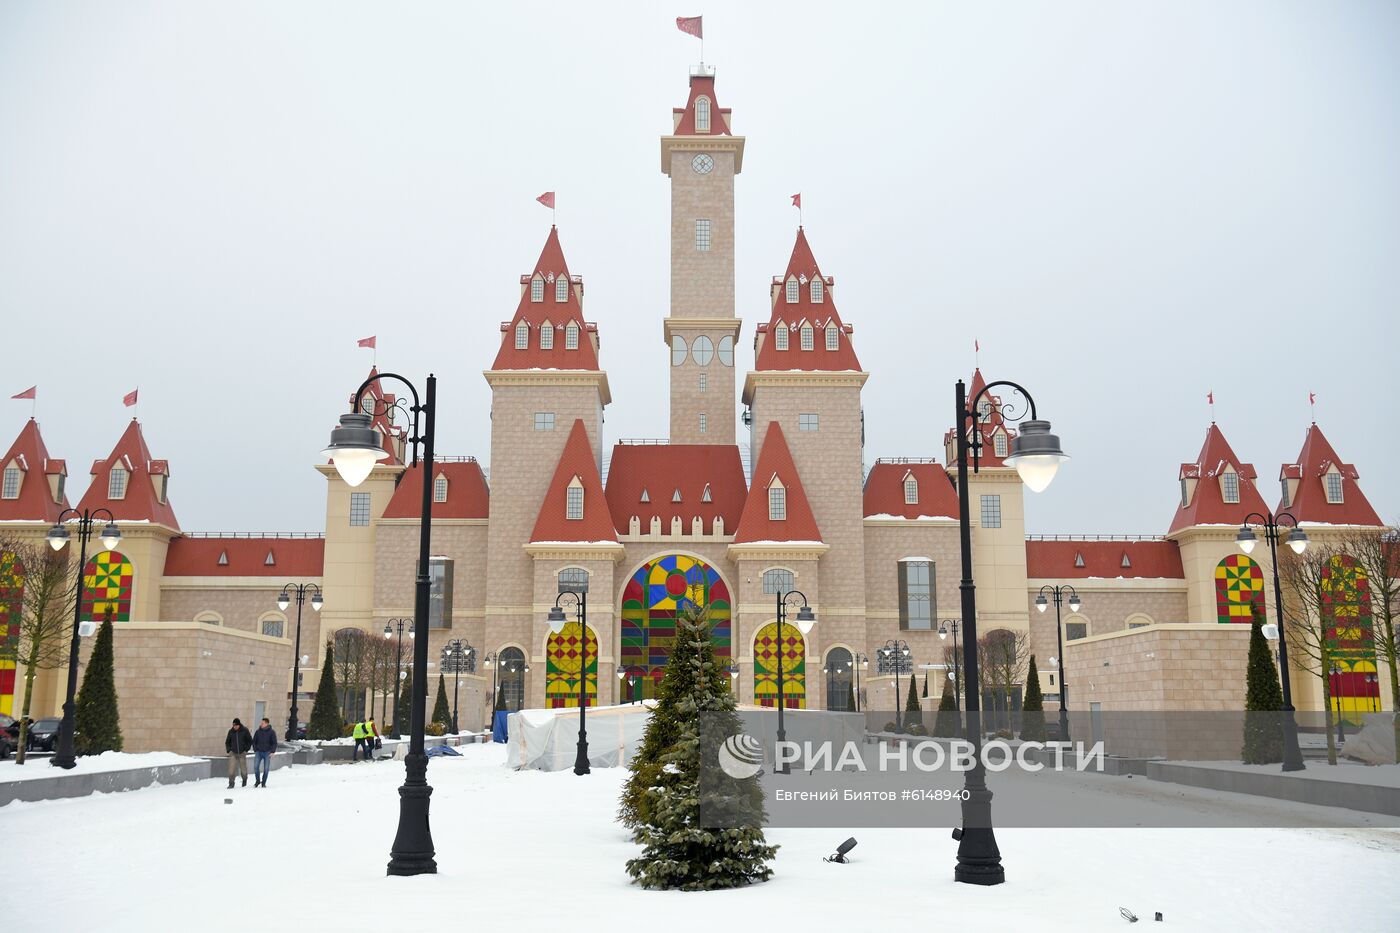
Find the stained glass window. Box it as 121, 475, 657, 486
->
1214, 554, 1263, 623
0, 551, 22, 716
82, 550, 133, 623
754, 620, 805, 709
545, 621, 598, 708
1321, 555, 1375, 724
620, 555, 731, 701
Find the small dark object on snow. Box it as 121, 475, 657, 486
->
224, 798, 232, 805
1120, 907, 1139, 923
823, 837, 858, 863
425, 745, 462, 758
1154, 913, 1163, 922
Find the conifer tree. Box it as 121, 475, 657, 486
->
74, 614, 122, 755
933, 679, 960, 738
1242, 608, 1284, 764
846, 679, 856, 713
307, 641, 343, 740
432, 673, 452, 729
397, 667, 414, 735
1020, 654, 1046, 742
904, 672, 923, 730
922, 671, 929, 698
625, 607, 777, 890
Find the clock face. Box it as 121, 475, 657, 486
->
692, 153, 714, 174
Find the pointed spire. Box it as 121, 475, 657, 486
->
529, 420, 616, 544
1277, 423, 1381, 526
76, 419, 179, 529
733, 422, 822, 544
1168, 423, 1265, 535
671, 70, 732, 137
0, 419, 69, 522
754, 227, 861, 373
491, 226, 602, 374
353, 366, 403, 465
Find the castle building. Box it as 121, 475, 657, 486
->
0, 66, 1390, 753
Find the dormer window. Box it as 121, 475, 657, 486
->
903, 475, 918, 505
108, 465, 128, 500
640, 487, 650, 503
810, 278, 824, 303
1074, 552, 1085, 568
1325, 472, 1344, 504
1280, 478, 1291, 508
1122, 553, 1132, 569
155, 474, 168, 504
566, 477, 584, 521
565, 321, 579, 350
530, 277, 544, 302
434, 475, 448, 503
1180, 480, 1191, 508
993, 432, 1008, 458
977, 400, 993, 422
800, 324, 814, 351
701, 484, 712, 503
264, 550, 276, 567
825, 325, 839, 350
515, 322, 529, 349
768, 478, 787, 521
774, 323, 789, 351
672, 488, 683, 503
1, 466, 18, 499
539, 321, 554, 350
555, 276, 569, 303
785, 277, 799, 303
695, 96, 711, 133
1222, 471, 1240, 504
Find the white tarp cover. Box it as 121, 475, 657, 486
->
506, 702, 655, 771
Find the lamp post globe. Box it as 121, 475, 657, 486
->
322, 412, 390, 487
1003, 420, 1068, 493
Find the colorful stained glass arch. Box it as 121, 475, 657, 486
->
1214, 554, 1263, 624
754, 620, 805, 709
82, 550, 134, 623
0, 551, 22, 716
1321, 555, 1376, 723
545, 622, 598, 709
620, 554, 731, 700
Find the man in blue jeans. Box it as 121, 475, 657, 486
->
251, 718, 278, 787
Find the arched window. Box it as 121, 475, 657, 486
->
539, 321, 554, 350
565, 321, 579, 350
499, 646, 527, 711
108, 466, 128, 500
774, 323, 789, 351
811, 278, 824, 303
195, 611, 223, 626
761, 568, 794, 595
800, 324, 814, 351
755, 621, 805, 709
825, 325, 839, 350
555, 275, 569, 303
82, 551, 133, 622
434, 475, 448, 503
259, 612, 286, 638
530, 277, 544, 302
558, 567, 589, 591
785, 277, 799, 303
515, 321, 529, 349
1214, 554, 1264, 623
824, 647, 854, 711
904, 475, 919, 504
695, 96, 711, 132
545, 622, 598, 708
621, 555, 731, 701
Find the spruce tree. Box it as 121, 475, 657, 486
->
397, 667, 414, 735
432, 673, 452, 729
933, 680, 960, 738
1242, 608, 1284, 764
625, 607, 777, 890
846, 679, 856, 713
74, 615, 122, 755
307, 641, 343, 740
904, 672, 923, 731
922, 671, 929, 699
1020, 654, 1047, 742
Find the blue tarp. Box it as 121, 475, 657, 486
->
426, 745, 462, 758
492, 710, 509, 744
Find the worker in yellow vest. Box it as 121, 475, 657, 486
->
352, 719, 369, 762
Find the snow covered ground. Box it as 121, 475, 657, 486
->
6, 743, 1400, 932
0, 750, 200, 781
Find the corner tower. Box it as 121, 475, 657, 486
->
662, 66, 745, 445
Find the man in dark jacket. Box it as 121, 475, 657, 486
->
251, 718, 278, 788
225, 718, 254, 788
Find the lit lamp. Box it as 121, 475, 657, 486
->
1002, 420, 1068, 494
322, 412, 390, 487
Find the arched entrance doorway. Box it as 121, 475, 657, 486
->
754, 621, 805, 709
620, 554, 731, 700
824, 647, 853, 711
545, 623, 598, 708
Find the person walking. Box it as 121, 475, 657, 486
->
364, 717, 380, 762
251, 717, 278, 787
351, 718, 368, 762
225, 718, 253, 788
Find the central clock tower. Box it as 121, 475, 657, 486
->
661, 66, 745, 446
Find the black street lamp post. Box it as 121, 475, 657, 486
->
483, 650, 500, 726
952, 375, 1068, 886
325, 371, 438, 876
1330, 663, 1345, 744
938, 620, 962, 710
277, 582, 323, 742
1035, 585, 1080, 743
383, 618, 413, 739
548, 581, 591, 776
852, 652, 868, 713
45, 508, 122, 770
1236, 510, 1309, 772
772, 589, 817, 774
878, 639, 911, 730
443, 640, 473, 735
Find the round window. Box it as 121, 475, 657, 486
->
671, 335, 688, 366
718, 335, 734, 367
692, 336, 714, 366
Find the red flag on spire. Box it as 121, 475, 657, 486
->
1309, 391, 1316, 405
676, 16, 703, 38
357, 335, 377, 349
123, 389, 139, 408
790, 193, 801, 209
974, 339, 979, 353
536, 191, 555, 210
10, 386, 35, 400
1207, 391, 1214, 405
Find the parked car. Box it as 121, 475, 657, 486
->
0, 714, 20, 759
25, 717, 62, 753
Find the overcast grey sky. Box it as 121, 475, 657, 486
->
2, 1, 1397, 535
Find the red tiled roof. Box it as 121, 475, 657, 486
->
1167, 423, 1267, 535
353, 367, 404, 465
75, 420, 180, 529
732, 422, 822, 544
942, 368, 1016, 468
529, 420, 616, 544
490, 227, 601, 372
0, 419, 69, 522
383, 460, 490, 520
1278, 423, 1382, 526
753, 228, 862, 373
604, 444, 746, 535
863, 461, 959, 520
163, 537, 325, 577
1025, 540, 1184, 579
671, 73, 732, 136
